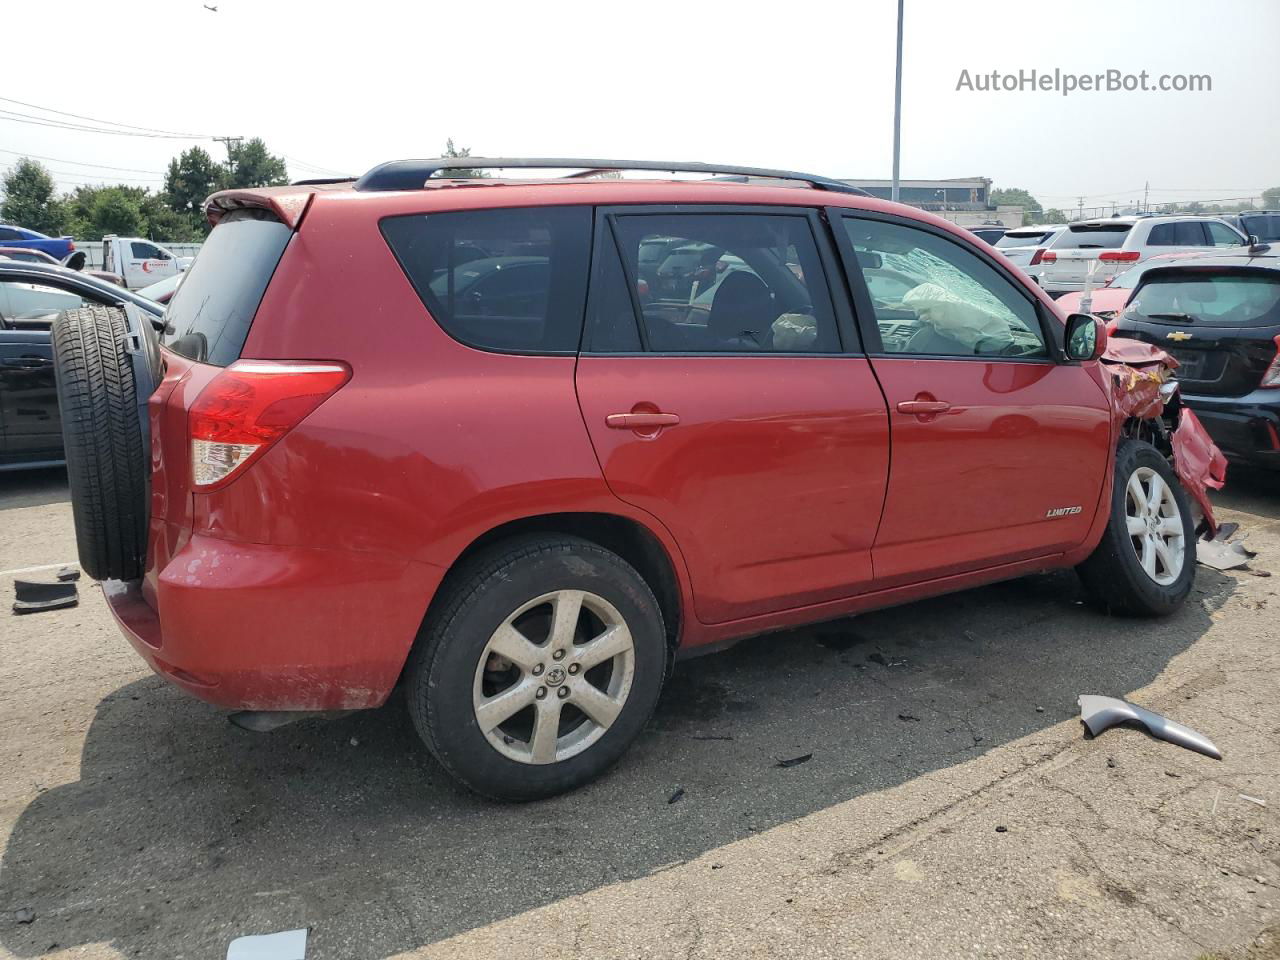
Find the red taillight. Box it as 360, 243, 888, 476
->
1040, 251, 1057, 263
1029, 248, 1046, 266
1261, 335, 1280, 389
189, 359, 351, 489
68, 240, 76, 251
1099, 251, 1141, 262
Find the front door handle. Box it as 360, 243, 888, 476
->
606, 412, 681, 430
896, 400, 951, 415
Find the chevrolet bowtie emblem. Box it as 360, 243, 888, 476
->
1166, 331, 1193, 342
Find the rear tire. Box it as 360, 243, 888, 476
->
1076, 440, 1196, 616
51, 306, 147, 581
406, 535, 668, 800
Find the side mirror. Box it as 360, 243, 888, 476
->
1065, 313, 1106, 361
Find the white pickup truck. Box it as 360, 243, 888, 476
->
101, 235, 192, 290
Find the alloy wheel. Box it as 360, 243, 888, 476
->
1124, 466, 1185, 586
472, 590, 635, 764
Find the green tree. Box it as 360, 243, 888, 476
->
990, 187, 1044, 222
0, 158, 65, 235
1262, 186, 1280, 208
440, 138, 488, 178
90, 186, 147, 236
1042, 208, 1067, 224
164, 146, 220, 217
143, 194, 207, 242
220, 138, 289, 189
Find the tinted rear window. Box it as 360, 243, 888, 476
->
1128, 271, 1280, 326
380, 206, 591, 353
164, 212, 291, 366
1056, 224, 1131, 249
1240, 214, 1280, 242
995, 230, 1053, 248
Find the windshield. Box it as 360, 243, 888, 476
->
1127, 271, 1280, 325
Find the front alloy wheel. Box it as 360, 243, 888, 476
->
1076, 439, 1196, 617
1124, 466, 1186, 586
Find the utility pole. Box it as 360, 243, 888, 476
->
213, 136, 243, 163
891, 0, 904, 203
1143, 181, 1150, 214
1077, 196, 1085, 220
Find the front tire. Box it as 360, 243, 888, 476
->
406, 535, 668, 800
1077, 440, 1196, 616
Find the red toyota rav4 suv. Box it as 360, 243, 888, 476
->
52, 159, 1198, 800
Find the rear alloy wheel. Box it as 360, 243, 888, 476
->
473, 589, 635, 765
407, 535, 667, 800
1077, 440, 1196, 616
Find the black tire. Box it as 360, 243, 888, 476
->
51, 306, 147, 582
406, 535, 668, 801
1076, 439, 1197, 616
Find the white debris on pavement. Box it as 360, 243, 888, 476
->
226, 927, 308, 960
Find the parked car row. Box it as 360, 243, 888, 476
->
0, 261, 171, 470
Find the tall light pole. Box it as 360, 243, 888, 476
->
891, 0, 904, 203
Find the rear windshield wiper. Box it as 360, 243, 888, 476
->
1141, 312, 1198, 323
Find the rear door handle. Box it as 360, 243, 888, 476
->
896, 400, 951, 415
606, 412, 681, 429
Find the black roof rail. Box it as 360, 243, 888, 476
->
292, 176, 356, 186
352, 158, 872, 196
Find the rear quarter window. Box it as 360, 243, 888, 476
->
163, 211, 292, 366
380, 206, 592, 353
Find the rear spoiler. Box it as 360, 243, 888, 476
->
204, 187, 318, 229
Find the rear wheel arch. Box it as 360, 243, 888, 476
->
417, 512, 685, 659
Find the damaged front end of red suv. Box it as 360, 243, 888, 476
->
1103, 338, 1228, 535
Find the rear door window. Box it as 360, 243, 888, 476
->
590, 212, 839, 354
1056, 224, 1131, 249
380, 206, 591, 353
163, 212, 292, 366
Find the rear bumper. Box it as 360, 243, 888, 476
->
104, 534, 445, 710
1181, 390, 1280, 469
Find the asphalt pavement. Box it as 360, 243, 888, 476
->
1, 467, 1277, 959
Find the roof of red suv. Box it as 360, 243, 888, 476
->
204, 157, 989, 249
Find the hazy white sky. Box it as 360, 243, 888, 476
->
2, 0, 1277, 209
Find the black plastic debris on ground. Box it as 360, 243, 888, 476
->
56, 566, 81, 582
775, 753, 813, 768
12, 579, 78, 615
898, 713, 921, 722
668, 787, 685, 804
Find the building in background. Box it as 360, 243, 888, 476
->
841, 176, 1024, 227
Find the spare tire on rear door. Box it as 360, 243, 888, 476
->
52, 306, 149, 581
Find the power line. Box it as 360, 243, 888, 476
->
0, 146, 164, 175
0, 95, 215, 138
285, 154, 349, 176
0, 110, 204, 139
